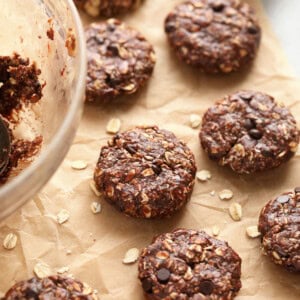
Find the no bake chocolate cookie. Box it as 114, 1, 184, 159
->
85, 19, 155, 102
138, 229, 242, 299
199, 91, 299, 174
75, 0, 141, 17
2, 275, 97, 299
164, 0, 261, 73
94, 126, 196, 218
258, 189, 300, 272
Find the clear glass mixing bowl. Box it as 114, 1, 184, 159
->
0, 0, 86, 220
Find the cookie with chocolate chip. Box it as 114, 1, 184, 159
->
258, 188, 300, 272
164, 0, 261, 73
199, 91, 299, 174
75, 0, 141, 17
2, 275, 97, 299
138, 229, 242, 299
94, 126, 196, 218
85, 19, 156, 102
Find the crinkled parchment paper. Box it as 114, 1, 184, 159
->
0, 0, 300, 299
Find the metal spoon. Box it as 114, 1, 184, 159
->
0, 117, 11, 176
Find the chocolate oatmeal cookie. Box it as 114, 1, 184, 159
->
164, 0, 261, 73
85, 19, 156, 102
75, 0, 141, 17
2, 275, 97, 299
258, 189, 300, 272
138, 229, 242, 299
199, 91, 299, 174
94, 126, 196, 218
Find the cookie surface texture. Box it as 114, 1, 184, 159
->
94, 126, 196, 218
165, 0, 261, 73
138, 229, 242, 299
86, 19, 156, 102
258, 189, 300, 272
2, 275, 97, 299
199, 91, 299, 174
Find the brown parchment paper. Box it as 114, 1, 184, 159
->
0, 0, 300, 299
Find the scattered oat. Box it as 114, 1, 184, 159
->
71, 160, 88, 170
196, 170, 211, 182
212, 226, 220, 236
57, 266, 70, 274
66, 249, 72, 255
189, 114, 201, 128
210, 190, 216, 196
90, 180, 102, 197
246, 225, 261, 238
34, 262, 52, 279
229, 203, 242, 221
122, 248, 139, 264
219, 189, 233, 201
106, 118, 121, 134
57, 209, 70, 224
91, 202, 102, 214
3, 233, 17, 250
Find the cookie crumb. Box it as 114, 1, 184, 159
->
3, 233, 17, 250
123, 248, 139, 264
229, 203, 242, 221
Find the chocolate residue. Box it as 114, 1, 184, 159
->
0, 53, 44, 183
0, 53, 42, 118
0, 136, 43, 184
47, 28, 54, 40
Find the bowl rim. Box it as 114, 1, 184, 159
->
0, 0, 87, 218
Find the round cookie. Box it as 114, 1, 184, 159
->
2, 275, 97, 299
75, 0, 141, 17
138, 229, 242, 299
199, 91, 299, 174
94, 126, 196, 218
164, 0, 261, 73
85, 19, 156, 102
258, 188, 300, 272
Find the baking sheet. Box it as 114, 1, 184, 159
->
0, 0, 300, 299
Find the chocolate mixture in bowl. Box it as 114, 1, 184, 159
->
0, 53, 43, 183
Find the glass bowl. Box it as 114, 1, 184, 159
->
0, 0, 86, 220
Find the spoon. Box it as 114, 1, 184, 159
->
0, 117, 11, 176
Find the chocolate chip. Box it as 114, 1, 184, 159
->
152, 164, 162, 175
249, 129, 262, 140
199, 280, 214, 295
276, 195, 290, 204
248, 25, 258, 34
240, 94, 253, 101
141, 278, 153, 293
294, 187, 300, 194
157, 268, 170, 284
165, 24, 175, 33
212, 3, 225, 12
126, 145, 136, 155
244, 119, 256, 130
107, 44, 119, 56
